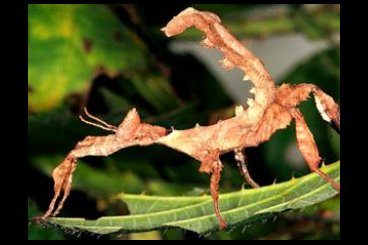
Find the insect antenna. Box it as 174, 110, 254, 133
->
79, 107, 118, 132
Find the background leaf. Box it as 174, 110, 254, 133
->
28, 4, 146, 112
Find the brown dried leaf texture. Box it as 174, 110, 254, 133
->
41, 8, 340, 230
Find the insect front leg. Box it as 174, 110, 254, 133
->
42, 155, 77, 219
50, 157, 77, 217
234, 148, 260, 188
42, 135, 121, 219
276, 84, 340, 134
290, 108, 340, 192
313, 88, 340, 134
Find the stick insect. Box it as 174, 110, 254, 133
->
40, 8, 340, 230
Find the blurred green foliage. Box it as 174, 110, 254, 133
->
28, 4, 146, 112
28, 4, 340, 240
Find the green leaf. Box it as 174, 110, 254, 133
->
28, 4, 146, 112
46, 161, 340, 235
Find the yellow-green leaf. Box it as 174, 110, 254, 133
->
28, 4, 146, 112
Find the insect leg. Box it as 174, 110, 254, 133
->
234, 148, 260, 188
313, 88, 340, 134
42, 180, 62, 219
42, 155, 77, 219
290, 108, 340, 192
277, 84, 340, 134
51, 157, 77, 217
198, 150, 227, 230
210, 158, 227, 230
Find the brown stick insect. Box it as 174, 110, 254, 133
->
40, 8, 340, 230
